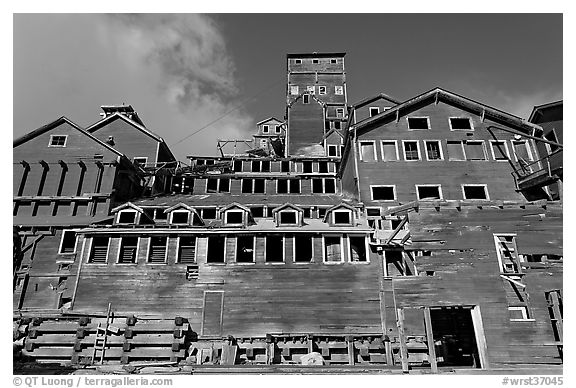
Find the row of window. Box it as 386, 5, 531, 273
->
359, 139, 534, 163
175, 177, 339, 195
261, 124, 283, 134
195, 159, 338, 173
291, 86, 345, 97
292, 58, 340, 65
370, 184, 491, 201
87, 234, 369, 265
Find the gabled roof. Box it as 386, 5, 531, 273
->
220, 202, 251, 213
86, 112, 164, 142
271, 203, 304, 214
13, 116, 125, 159
256, 117, 284, 126
353, 93, 401, 108
287, 92, 326, 108
353, 87, 543, 135
323, 202, 356, 222
528, 100, 563, 123
163, 202, 196, 213
111, 202, 144, 214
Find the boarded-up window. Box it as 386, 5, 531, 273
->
295, 235, 313, 262
178, 237, 196, 263
349, 236, 367, 262
360, 141, 376, 161
250, 207, 264, 218
201, 291, 224, 337
266, 235, 284, 262
447, 141, 465, 161
119, 237, 138, 264
324, 236, 342, 262
148, 236, 167, 263
89, 237, 109, 263
381, 141, 398, 161
465, 141, 486, 160
207, 236, 225, 263
236, 236, 254, 263
59, 230, 77, 254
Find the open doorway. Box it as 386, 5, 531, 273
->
430, 306, 481, 368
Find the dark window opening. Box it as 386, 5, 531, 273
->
319, 162, 328, 173
372, 186, 395, 200
408, 117, 429, 130
324, 236, 342, 262
182, 177, 194, 194
404, 141, 420, 160
303, 161, 313, 173
334, 121, 341, 130
367, 208, 381, 217
277, 179, 288, 194
281, 161, 290, 173
324, 179, 336, 193
119, 237, 138, 264
450, 117, 472, 130
148, 236, 167, 263
295, 235, 313, 262
290, 179, 300, 194
327, 145, 338, 157
280, 212, 298, 225
391, 219, 404, 230
318, 208, 327, 218
59, 231, 77, 253
219, 178, 230, 193
369, 107, 379, 117
303, 94, 310, 104
206, 179, 218, 193
266, 235, 284, 262
417, 186, 441, 200
207, 236, 225, 263
350, 237, 367, 262
202, 208, 216, 219
226, 211, 244, 224
250, 207, 265, 218
49, 135, 67, 146
426, 141, 442, 160
233, 160, 243, 172
312, 59, 319, 64
178, 237, 196, 263
325, 121, 331, 130
155, 208, 168, 220
312, 179, 323, 193
463, 185, 488, 200
261, 161, 271, 172
236, 236, 254, 263
303, 208, 312, 218
172, 211, 189, 224
254, 179, 265, 194
252, 161, 261, 172
334, 211, 351, 225
242, 179, 253, 194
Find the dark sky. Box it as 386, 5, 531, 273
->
14, 14, 562, 160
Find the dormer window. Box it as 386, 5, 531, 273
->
369, 107, 380, 117
225, 211, 244, 225
273, 204, 304, 227
171, 211, 190, 225
262, 125, 270, 134
117, 210, 137, 224
333, 210, 352, 225
279, 211, 298, 225
275, 125, 282, 134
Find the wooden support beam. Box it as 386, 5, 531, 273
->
396, 308, 409, 373
347, 337, 355, 365
384, 216, 408, 245
423, 307, 438, 373
403, 252, 418, 276
500, 274, 526, 288
549, 292, 563, 342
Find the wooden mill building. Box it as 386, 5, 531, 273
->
13, 53, 562, 373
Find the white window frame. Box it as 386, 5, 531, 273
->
262, 125, 269, 134
447, 140, 466, 161
58, 229, 78, 254
275, 125, 282, 134
493, 233, 518, 273
235, 235, 256, 265
348, 235, 370, 264
147, 236, 168, 264
293, 234, 314, 264
265, 235, 285, 264
116, 236, 140, 265
380, 140, 399, 162
462, 184, 490, 200
303, 94, 310, 104
176, 235, 197, 264
464, 140, 487, 161
225, 210, 245, 226
489, 140, 511, 161
511, 140, 534, 162
278, 210, 299, 226
48, 135, 68, 147
318, 86, 327, 95
294, 59, 302, 64
415, 184, 443, 201
206, 235, 227, 265
508, 306, 533, 321
88, 236, 111, 265
170, 210, 191, 225
327, 144, 340, 157
290, 85, 299, 95
312, 59, 319, 64
332, 209, 353, 225
359, 140, 378, 162
369, 107, 380, 117
133, 157, 148, 166
116, 210, 138, 225
335, 86, 344, 95
322, 235, 345, 264
407, 116, 430, 131
336, 108, 345, 118
370, 185, 397, 201
449, 117, 474, 131
307, 86, 315, 95
330, 59, 338, 64
423, 140, 444, 161
402, 140, 421, 161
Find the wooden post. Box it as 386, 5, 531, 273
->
347, 336, 355, 365
550, 292, 563, 342
423, 307, 438, 373
397, 308, 409, 373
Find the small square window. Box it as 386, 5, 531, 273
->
463, 185, 488, 200
449, 117, 473, 130
171, 211, 190, 224
403, 141, 420, 160
335, 86, 344, 95
118, 211, 137, 224
371, 186, 395, 201
327, 145, 339, 157
333, 211, 351, 225
49, 135, 67, 147
295, 59, 302, 64
280, 212, 298, 225
312, 59, 319, 64
407, 117, 429, 130
133, 157, 148, 166
303, 94, 310, 104
416, 185, 442, 200
425, 141, 443, 160
226, 211, 244, 224
330, 59, 337, 64
319, 86, 327, 95
509, 306, 530, 321
369, 107, 380, 117
202, 208, 217, 219
290, 85, 299, 95
262, 125, 269, 133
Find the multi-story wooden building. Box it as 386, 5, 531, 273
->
13, 53, 562, 373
